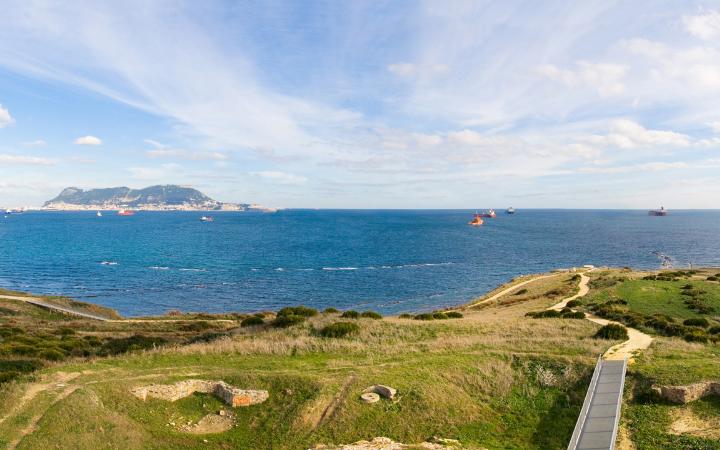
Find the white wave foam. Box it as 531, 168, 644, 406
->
322, 267, 358, 271
179, 268, 206, 272
100, 261, 118, 266
149, 266, 170, 270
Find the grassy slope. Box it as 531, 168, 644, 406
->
583, 269, 720, 449
0, 273, 616, 450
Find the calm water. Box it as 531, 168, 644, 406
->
0, 209, 718, 317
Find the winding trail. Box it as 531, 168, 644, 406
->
548, 269, 653, 362
0, 294, 236, 323
466, 272, 560, 308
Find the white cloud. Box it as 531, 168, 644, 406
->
251, 171, 307, 185
709, 121, 720, 133
585, 119, 690, 150
683, 10, 720, 40
0, 154, 55, 165
74, 135, 102, 145
537, 61, 627, 96
579, 161, 690, 174
0, 104, 13, 127
387, 62, 448, 78
146, 149, 228, 161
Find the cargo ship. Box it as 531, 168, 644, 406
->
506, 207, 515, 214
468, 213, 484, 226
648, 206, 667, 216
478, 209, 496, 218
117, 209, 136, 216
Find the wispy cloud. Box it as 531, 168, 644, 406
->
251, 171, 307, 185
74, 135, 102, 145
0, 154, 55, 165
0, 103, 13, 127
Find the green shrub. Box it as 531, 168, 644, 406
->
241, 316, 265, 327
185, 332, 227, 344
683, 318, 710, 328
179, 321, 212, 332
707, 276, 719, 281
594, 324, 628, 340
323, 307, 339, 314
526, 310, 561, 319
360, 310, 382, 319
683, 329, 708, 343
317, 322, 360, 338
100, 335, 167, 355
414, 313, 435, 321
0, 359, 43, 373
432, 312, 449, 320
446, 311, 463, 318
709, 326, 720, 335
40, 349, 65, 361
272, 314, 306, 328
277, 306, 318, 318
398, 313, 414, 319
340, 310, 360, 319
563, 311, 586, 319
566, 300, 582, 308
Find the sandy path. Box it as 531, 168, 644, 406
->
466, 273, 560, 308
0, 295, 236, 323
547, 269, 653, 362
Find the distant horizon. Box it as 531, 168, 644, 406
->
2, 1, 720, 209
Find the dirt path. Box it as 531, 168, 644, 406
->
466, 273, 560, 308
0, 295, 236, 323
547, 269, 653, 362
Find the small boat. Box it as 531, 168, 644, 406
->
200, 216, 214, 222
506, 207, 515, 215
468, 213, 484, 226
117, 209, 135, 216
648, 206, 667, 216
96, 211, 102, 217
477, 209, 496, 218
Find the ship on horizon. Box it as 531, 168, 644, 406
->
648, 206, 668, 216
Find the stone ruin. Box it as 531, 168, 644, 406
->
652, 381, 720, 404
131, 379, 268, 407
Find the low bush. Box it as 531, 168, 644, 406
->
566, 300, 582, 308
413, 313, 435, 321
398, 313, 414, 319
594, 324, 628, 340
317, 322, 360, 338
446, 311, 464, 318
179, 321, 212, 332
684, 329, 709, 343
709, 326, 720, 335
340, 310, 360, 319
100, 335, 167, 355
563, 311, 586, 319
272, 314, 306, 328
432, 312, 449, 320
40, 349, 65, 361
707, 276, 719, 281
526, 310, 561, 319
277, 306, 318, 318
360, 310, 382, 319
241, 316, 265, 327
514, 288, 528, 296
683, 318, 710, 328
323, 307, 339, 314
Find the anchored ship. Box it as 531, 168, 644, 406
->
468, 213, 484, 226
506, 207, 515, 214
117, 209, 136, 216
648, 206, 667, 216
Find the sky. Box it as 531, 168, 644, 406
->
1, 0, 719, 209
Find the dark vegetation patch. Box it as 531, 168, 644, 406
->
340, 310, 360, 319
594, 324, 628, 340
277, 305, 318, 318
323, 307, 339, 314
514, 288, 528, 296
526, 308, 585, 319
360, 310, 382, 319
316, 322, 360, 338
271, 314, 306, 328
412, 310, 464, 321
241, 315, 265, 327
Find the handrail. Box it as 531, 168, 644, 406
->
567, 356, 603, 450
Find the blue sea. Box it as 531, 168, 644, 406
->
0, 209, 719, 317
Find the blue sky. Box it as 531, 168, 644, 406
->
1, 0, 719, 208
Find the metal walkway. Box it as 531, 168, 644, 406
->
568, 358, 628, 450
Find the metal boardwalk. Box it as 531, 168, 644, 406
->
568, 358, 627, 450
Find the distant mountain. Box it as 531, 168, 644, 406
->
42, 185, 269, 211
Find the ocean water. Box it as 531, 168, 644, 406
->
0, 209, 718, 317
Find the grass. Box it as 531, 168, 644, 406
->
0, 277, 610, 450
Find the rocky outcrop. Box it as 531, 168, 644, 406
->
131, 379, 268, 407
310, 436, 467, 450
653, 381, 720, 404
363, 385, 397, 400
